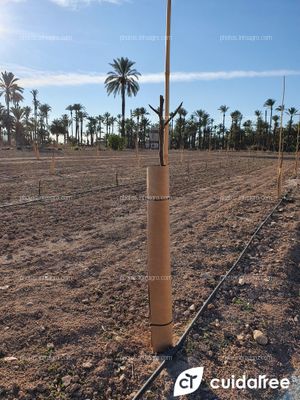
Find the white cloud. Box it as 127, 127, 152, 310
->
1, 64, 300, 88
49, 0, 126, 9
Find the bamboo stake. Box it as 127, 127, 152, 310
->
295, 114, 300, 177
163, 0, 172, 166
277, 77, 286, 198
33, 142, 40, 160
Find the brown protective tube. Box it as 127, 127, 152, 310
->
147, 165, 173, 353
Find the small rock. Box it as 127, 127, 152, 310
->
62, 375, 72, 387
67, 383, 80, 394
207, 304, 215, 310
46, 343, 55, 350
189, 304, 196, 312
0, 285, 9, 290
82, 299, 89, 304
237, 334, 245, 341
4, 356, 18, 362
253, 330, 268, 345
82, 361, 93, 369
26, 302, 34, 307
238, 278, 245, 286
119, 374, 125, 382
294, 315, 298, 322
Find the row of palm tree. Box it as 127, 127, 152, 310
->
0, 65, 299, 151
169, 102, 299, 151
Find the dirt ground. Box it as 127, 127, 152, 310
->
0, 148, 299, 400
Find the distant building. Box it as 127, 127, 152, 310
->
147, 127, 159, 150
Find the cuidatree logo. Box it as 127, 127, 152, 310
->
174, 367, 204, 397
174, 367, 290, 397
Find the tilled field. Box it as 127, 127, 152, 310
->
0, 149, 298, 400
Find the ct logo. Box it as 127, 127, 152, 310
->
174, 367, 204, 397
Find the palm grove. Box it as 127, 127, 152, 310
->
0, 59, 299, 152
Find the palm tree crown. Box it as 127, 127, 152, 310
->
105, 57, 141, 139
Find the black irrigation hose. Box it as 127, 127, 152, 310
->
132, 190, 292, 400
0, 179, 146, 210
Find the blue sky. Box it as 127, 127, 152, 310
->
1, 0, 300, 125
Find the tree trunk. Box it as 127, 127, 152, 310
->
121, 85, 126, 140
6, 97, 11, 146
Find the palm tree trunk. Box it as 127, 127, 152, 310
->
222, 113, 226, 148
6, 97, 11, 145
121, 84, 126, 140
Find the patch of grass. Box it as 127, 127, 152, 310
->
233, 297, 254, 312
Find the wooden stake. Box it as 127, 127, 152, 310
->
38, 180, 41, 197
33, 142, 40, 160
163, 0, 172, 166
277, 77, 286, 198
295, 114, 300, 177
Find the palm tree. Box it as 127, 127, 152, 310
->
193, 109, 206, 149
230, 110, 242, 149
103, 112, 111, 136
31, 89, 39, 142
11, 106, 26, 147
0, 71, 24, 145
201, 112, 210, 150
66, 105, 74, 139
96, 115, 104, 144
264, 99, 276, 149
72, 103, 84, 144
177, 107, 188, 149
139, 107, 150, 148
39, 104, 51, 127
105, 57, 141, 141
0, 103, 5, 144
133, 108, 142, 150
218, 105, 229, 149
141, 117, 151, 148
272, 115, 280, 150
39, 104, 52, 143
87, 116, 97, 146
61, 114, 70, 144
23, 106, 32, 141
78, 110, 88, 145
286, 107, 298, 151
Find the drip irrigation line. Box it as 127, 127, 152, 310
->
132, 189, 292, 400
0, 179, 146, 210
